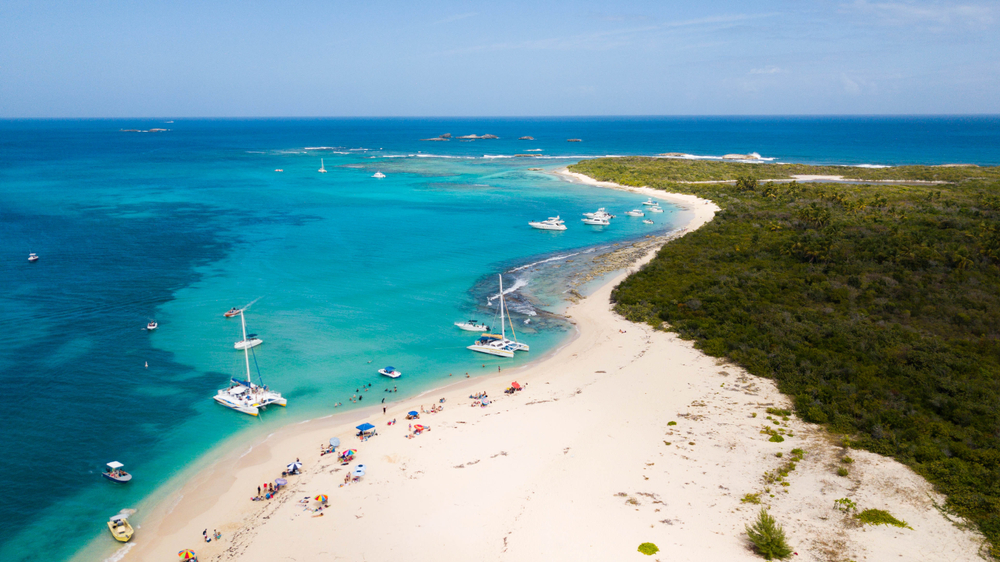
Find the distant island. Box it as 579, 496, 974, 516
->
567, 138, 582, 142
420, 133, 499, 141
120, 128, 169, 133
519, 136, 534, 141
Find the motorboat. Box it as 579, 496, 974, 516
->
378, 366, 402, 378
28, 253, 39, 262
318, 159, 327, 173
649, 206, 664, 213
582, 217, 610, 226
643, 219, 654, 224
233, 310, 262, 350
214, 310, 286, 416
529, 216, 567, 231
275, 169, 284, 172
468, 275, 528, 357
455, 320, 490, 332
102, 461, 132, 483
642, 198, 658, 206
224, 307, 242, 318
372, 171, 386, 178
147, 321, 158, 331
107, 515, 134, 542
583, 207, 615, 220
625, 210, 645, 217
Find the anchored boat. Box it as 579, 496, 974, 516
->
102, 461, 132, 483
107, 515, 134, 542
214, 310, 285, 416
468, 275, 528, 357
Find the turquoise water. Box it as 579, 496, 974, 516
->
1, 117, 998, 561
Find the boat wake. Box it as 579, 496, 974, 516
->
508, 252, 582, 273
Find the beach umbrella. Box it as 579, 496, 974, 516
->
274, 478, 287, 486
178, 550, 197, 559
353, 464, 366, 477
511, 381, 521, 390
413, 425, 425, 431
287, 461, 302, 472
408, 411, 418, 416
356, 423, 375, 432
329, 437, 340, 448
315, 494, 329, 503
341, 449, 357, 457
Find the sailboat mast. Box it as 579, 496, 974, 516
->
241, 311, 251, 381
498, 274, 506, 340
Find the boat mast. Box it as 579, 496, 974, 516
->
241, 310, 251, 382
498, 274, 506, 341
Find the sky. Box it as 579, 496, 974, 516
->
1, 0, 998, 117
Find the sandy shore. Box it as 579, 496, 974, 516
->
116, 169, 983, 562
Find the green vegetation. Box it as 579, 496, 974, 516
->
746, 508, 794, 560
667, 420, 677, 426
570, 157, 1000, 557
767, 407, 792, 417
637, 542, 660, 555
834, 497, 858, 512
855, 508, 911, 529
841, 456, 854, 464
742, 492, 762, 504
837, 467, 850, 477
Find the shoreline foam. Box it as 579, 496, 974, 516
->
112, 168, 981, 562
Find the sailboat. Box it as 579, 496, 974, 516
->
318, 159, 327, 173
214, 310, 286, 416
234, 310, 263, 350
468, 275, 528, 357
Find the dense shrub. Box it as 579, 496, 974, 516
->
570, 158, 1000, 558
745, 508, 794, 560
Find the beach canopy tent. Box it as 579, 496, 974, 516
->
511, 382, 521, 390
356, 423, 375, 432
107, 461, 124, 470
287, 461, 302, 472
329, 437, 341, 449
274, 478, 287, 486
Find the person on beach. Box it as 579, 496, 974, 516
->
257, 485, 261, 496
383, 407, 386, 414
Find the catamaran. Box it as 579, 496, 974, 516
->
318, 159, 327, 173
214, 310, 285, 416
468, 275, 528, 357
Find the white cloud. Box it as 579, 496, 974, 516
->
749, 66, 784, 75
843, 1, 996, 29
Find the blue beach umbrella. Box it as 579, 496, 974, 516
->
356, 423, 375, 432
408, 411, 418, 417
329, 437, 340, 448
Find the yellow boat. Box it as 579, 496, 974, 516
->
108, 515, 134, 542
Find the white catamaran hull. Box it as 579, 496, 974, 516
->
235, 338, 263, 350
467, 343, 515, 358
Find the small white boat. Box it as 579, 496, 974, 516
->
455, 320, 490, 332
529, 216, 567, 231
625, 210, 645, 217
642, 198, 658, 206
275, 169, 284, 172
28, 253, 39, 262
235, 335, 263, 350
583, 207, 615, 220
147, 321, 158, 331
649, 206, 664, 213
643, 219, 654, 224
102, 462, 132, 483
582, 217, 610, 226
318, 159, 327, 173
378, 366, 402, 378
372, 171, 386, 178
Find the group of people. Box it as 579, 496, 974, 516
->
251, 481, 282, 501
202, 529, 221, 542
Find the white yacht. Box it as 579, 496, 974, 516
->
643, 219, 654, 224
233, 311, 263, 350
455, 319, 490, 332
214, 310, 286, 416
649, 206, 664, 213
468, 275, 528, 357
529, 216, 567, 231
372, 171, 386, 178
583, 207, 615, 220
642, 198, 658, 206
318, 159, 327, 173
582, 217, 610, 226
625, 209, 645, 217
378, 366, 402, 378
147, 321, 158, 331
28, 253, 39, 262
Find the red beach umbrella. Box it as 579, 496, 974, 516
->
511, 382, 521, 390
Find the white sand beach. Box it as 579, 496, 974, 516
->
117, 169, 983, 562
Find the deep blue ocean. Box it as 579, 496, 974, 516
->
1, 116, 998, 562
